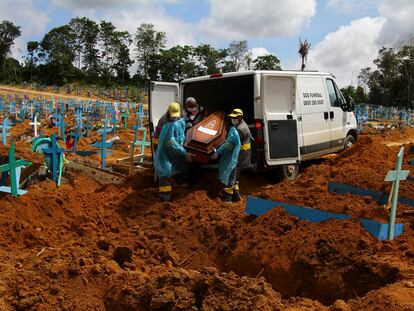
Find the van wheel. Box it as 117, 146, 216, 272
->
344, 134, 356, 150
282, 164, 299, 180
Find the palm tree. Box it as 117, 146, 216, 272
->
298, 38, 311, 71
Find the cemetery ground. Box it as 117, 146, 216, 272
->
0, 87, 414, 310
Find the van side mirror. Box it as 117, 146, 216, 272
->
339, 97, 347, 111
346, 96, 355, 112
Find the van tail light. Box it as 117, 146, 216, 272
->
210, 73, 223, 78
254, 119, 264, 144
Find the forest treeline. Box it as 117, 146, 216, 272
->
0, 18, 413, 107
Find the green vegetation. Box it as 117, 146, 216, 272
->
0, 18, 282, 88
2, 17, 413, 108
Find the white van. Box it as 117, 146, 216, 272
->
149, 70, 358, 179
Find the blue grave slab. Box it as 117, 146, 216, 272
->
245, 196, 405, 240
360, 218, 404, 241
245, 196, 351, 222
328, 181, 414, 208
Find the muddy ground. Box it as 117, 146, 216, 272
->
0, 88, 413, 310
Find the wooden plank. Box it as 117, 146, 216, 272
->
66, 161, 124, 185
116, 153, 145, 163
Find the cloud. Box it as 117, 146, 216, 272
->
110, 8, 195, 48
200, 0, 316, 40
0, 0, 50, 61
50, 0, 195, 48
326, 0, 376, 13
307, 17, 385, 86
76, 3, 196, 75
306, 0, 414, 87
250, 47, 270, 59
377, 0, 414, 45
52, 0, 179, 9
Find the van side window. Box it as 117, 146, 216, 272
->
326, 79, 339, 107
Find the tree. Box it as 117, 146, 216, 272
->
97, 21, 132, 85
80, 18, 100, 81
0, 20, 21, 81
396, 45, 414, 107
99, 21, 118, 84
26, 41, 39, 80
298, 38, 311, 71
253, 54, 281, 70
4, 57, 22, 82
69, 17, 84, 69
134, 23, 166, 79
113, 33, 133, 84
193, 44, 227, 75
355, 85, 368, 103
39, 25, 77, 84
357, 67, 371, 93
245, 51, 253, 70
340, 85, 356, 99
158, 45, 197, 81
226, 40, 248, 72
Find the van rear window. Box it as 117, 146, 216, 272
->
182, 75, 255, 123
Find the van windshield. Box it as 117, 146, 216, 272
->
182, 75, 255, 124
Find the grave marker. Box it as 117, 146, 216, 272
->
0, 141, 32, 196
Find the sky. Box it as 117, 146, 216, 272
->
1, 0, 414, 87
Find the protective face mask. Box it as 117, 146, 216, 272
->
231, 119, 239, 126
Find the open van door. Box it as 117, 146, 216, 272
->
149, 81, 179, 137
261, 74, 300, 168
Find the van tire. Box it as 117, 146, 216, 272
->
344, 134, 356, 150
282, 164, 299, 180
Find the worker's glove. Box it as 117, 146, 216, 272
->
211, 152, 219, 160
185, 153, 193, 163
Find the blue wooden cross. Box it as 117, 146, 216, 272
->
75, 110, 84, 129
69, 126, 82, 153
132, 105, 145, 142
83, 117, 92, 137
132, 128, 151, 164
385, 147, 410, 240
0, 141, 32, 196
19, 103, 27, 121
111, 110, 117, 134
123, 109, 129, 129
92, 119, 113, 169
43, 134, 65, 184
56, 113, 67, 141
0, 117, 11, 145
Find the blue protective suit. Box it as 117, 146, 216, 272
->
154, 118, 187, 178
216, 126, 241, 185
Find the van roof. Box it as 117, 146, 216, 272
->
181, 70, 333, 83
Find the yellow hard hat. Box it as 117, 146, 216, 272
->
168, 102, 181, 118
228, 108, 243, 118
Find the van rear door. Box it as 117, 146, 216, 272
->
149, 81, 179, 136
297, 76, 331, 159
261, 74, 300, 166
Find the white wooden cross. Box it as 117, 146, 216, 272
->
28, 101, 34, 119
29, 114, 41, 137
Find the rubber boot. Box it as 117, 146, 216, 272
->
221, 187, 233, 203
232, 189, 241, 202
222, 192, 232, 203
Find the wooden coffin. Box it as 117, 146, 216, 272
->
185, 111, 228, 164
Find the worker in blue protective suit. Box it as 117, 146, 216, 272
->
211, 113, 241, 203
154, 102, 193, 201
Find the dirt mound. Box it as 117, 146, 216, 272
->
224, 207, 401, 305
104, 267, 289, 310
0, 88, 414, 310
255, 128, 414, 221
